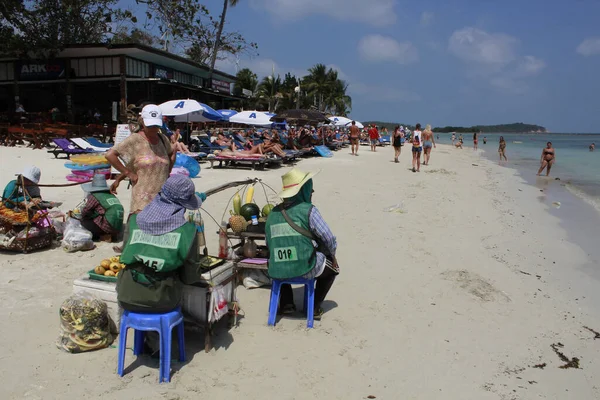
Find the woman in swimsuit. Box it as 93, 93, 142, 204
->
498, 136, 507, 161
392, 125, 403, 163
537, 141, 555, 176
473, 132, 478, 151
411, 123, 423, 172
422, 124, 435, 165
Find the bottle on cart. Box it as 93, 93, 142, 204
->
218, 221, 229, 259
188, 210, 206, 255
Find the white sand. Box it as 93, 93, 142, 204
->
1, 144, 599, 400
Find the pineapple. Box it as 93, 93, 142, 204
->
229, 215, 247, 233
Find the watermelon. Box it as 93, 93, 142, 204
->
262, 204, 275, 217
239, 203, 260, 221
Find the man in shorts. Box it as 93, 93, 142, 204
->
368, 125, 380, 152
349, 121, 360, 156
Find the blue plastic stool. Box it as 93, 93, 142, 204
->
268, 277, 316, 328
117, 307, 186, 383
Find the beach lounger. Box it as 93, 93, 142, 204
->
198, 136, 226, 151
71, 137, 108, 152
47, 138, 93, 159
208, 154, 268, 170
84, 137, 113, 149
314, 145, 334, 158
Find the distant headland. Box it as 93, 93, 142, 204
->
362, 122, 547, 134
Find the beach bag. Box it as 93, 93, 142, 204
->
56, 293, 115, 353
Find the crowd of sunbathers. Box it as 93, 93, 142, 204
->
162, 118, 352, 159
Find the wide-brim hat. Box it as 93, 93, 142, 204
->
137, 175, 202, 235
81, 174, 110, 193
18, 165, 41, 184
278, 168, 319, 199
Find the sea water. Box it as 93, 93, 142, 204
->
436, 133, 600, 212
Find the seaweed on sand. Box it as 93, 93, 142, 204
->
550, 343, 580, 369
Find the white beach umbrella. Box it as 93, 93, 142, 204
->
345, 120, 364, 129
174, 111, 214, 123
159, 99, 205, 116
229, 111, 274, 126
328, 116, 353, 126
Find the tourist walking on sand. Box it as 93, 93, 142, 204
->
412, 123, 423, 172
392, 125, 404, 163
451, 133, 456, 145
473, 132, 478, 151
368, 124, 380, 152
537, 141, 556, 176
349, 121, 360, 156
106, 104, 175, 250
422, 124, 436, 165
498, 136, 507, 161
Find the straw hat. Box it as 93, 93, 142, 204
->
278, 168, 319, 199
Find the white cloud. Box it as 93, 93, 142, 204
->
576, 37, 600, 56
420, 11, 434, 26
251, 0, 397, 26
449, 27, 545, 95
516, 55, 546, 75
357, 34, 419, 64
449, 27, 517, 66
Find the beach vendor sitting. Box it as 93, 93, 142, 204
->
116, 175, 206, 314
2, 166, 42, 208
77, 174, 124, 242
265, 168, 339, 320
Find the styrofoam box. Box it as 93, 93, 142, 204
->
73, 276, 122, 326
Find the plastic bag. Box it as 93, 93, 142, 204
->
209, 285, 229, 323
56, 293, 115, 353
61, 218, 95, 252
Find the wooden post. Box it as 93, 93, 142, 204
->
65, 58, 73, 123
119, 55, 127, 123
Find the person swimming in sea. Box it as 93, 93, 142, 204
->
590, 143, 595, 152
537, 141, 556, 176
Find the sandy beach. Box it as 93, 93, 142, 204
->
1, 144, 599, 400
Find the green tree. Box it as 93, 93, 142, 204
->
233, 67, 258, 109
208, 0, 238, 80
134, 0, 256, 65
0, 0, 125, 57
110, 27, 156, 46
256, 75, 282, 113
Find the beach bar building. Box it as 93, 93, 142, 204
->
0, 43, 240, 123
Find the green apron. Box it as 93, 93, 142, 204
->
90, 192, 124, 232
265, 203, 316, 279
117, 215, 196, 313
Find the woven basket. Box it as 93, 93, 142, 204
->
0, 228, 55, 253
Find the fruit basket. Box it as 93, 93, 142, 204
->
88, 256, 125, 282
0, 182, 57, 253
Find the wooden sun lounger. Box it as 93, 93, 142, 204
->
209, 155, 268, 170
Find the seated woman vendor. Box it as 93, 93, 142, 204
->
116, 175, 207, 314
77, 174, 124, 242
2, 166, 42, 208
265, 168, 339, 320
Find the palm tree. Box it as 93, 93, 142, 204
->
233, 68, 258, 108
325, 78, 352, 115
208, 0, 240, 82
303, 64, 330, 111
256, 75, 282, 112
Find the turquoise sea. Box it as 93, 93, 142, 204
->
436, 133, 600, 212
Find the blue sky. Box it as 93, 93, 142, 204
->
123, 0, 600, 132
